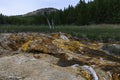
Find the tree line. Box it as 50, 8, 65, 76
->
0, 0, 120, 25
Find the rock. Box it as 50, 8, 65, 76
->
81, 65, 98, 80
0, 54, 86, 80
0, 33, 104, 54
60, 34, 70, 41
0, 33, 86, 54
0, 53, 119, 80
102, 44, 120, 56
0, 33, 120, 80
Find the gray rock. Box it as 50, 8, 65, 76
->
0, 54, 86, 80
102, 44, 120, 56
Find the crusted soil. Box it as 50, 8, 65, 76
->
0, 33, 119, 80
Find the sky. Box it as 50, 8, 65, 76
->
0, 0, 89, 16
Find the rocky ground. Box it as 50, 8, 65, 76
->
0, 33, 120, 80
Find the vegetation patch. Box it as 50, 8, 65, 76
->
0, 24, 120, 42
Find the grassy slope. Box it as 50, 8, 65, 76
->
0, 24, 120, 42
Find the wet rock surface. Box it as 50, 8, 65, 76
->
0, 33, 120, 80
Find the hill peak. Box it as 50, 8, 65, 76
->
24, 7, 58, 16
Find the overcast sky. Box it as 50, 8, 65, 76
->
0, 0, 90, 16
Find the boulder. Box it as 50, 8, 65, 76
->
0, 53, 118, 80
0, 53, 86, 80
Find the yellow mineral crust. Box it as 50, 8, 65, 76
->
87, 43, 103, 50
81, 70, 92, 80
52, 39, 86, 53
6, 33, 104, 53
21, 40, 33, 51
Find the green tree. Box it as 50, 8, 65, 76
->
0, 14, 4, 24
75, 0, 88, 25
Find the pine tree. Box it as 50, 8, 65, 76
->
0, 14, 4, 24
75, 0, 88, 25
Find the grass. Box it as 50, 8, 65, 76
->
0, 24, 120, 42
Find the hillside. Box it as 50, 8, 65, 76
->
24, 7, 58, 16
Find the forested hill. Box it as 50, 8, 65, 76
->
0, 0, 120, 25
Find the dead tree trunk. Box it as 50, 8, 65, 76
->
52, 19, 55, 29
44, 12, 55, 30
46, 18, 52, 29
